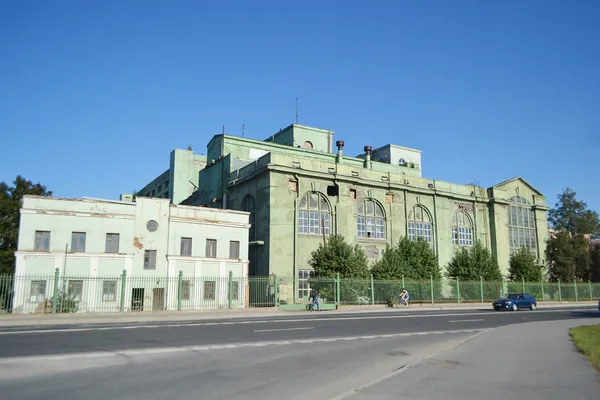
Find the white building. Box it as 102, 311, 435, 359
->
13, 195, 250, 314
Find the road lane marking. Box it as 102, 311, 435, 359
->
254, 327, 314, 333
448, 319, 485, 323
0, 308, 592, 335
0, 328, 487, 369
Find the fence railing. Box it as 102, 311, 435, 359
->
1, 270, 599, 314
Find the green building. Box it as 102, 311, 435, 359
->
132, 123, 550, 300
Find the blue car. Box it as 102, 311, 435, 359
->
493, 293, 537, 311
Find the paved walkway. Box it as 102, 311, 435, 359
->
0, 301, 595, 327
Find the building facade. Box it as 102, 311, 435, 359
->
13, 196, 250, 313
133, 123, 550, 301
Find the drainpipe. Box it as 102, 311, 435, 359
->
293, 173, 300, 301
336, 140, 344, 164
363, 146, 372, 169
328, 130, 333, 154
432, 182, 440, 262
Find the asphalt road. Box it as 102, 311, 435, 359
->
0, 306, 597, 358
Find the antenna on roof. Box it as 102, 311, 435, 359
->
295, 97, 299, 124
222, 125, 225, 135
242, 124, 245, 137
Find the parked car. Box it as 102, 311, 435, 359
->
493, 293, 537, 311
598, 299, 599, 311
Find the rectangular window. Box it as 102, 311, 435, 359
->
321, 213, 330, 235
298, 210, 309, 234
34, 231, 51, 251
357, 216, 366, 238
180, 237, 192, 256
105, 233, 120, 253
30, 280, 46, 302
67, 280, 83, 301
144, 250, 157, 270
229, 241, 240, 259
375, 218, 385, 239
309, 211, 320, 234
71, 232, 86, 252
298, 269, 314, 299
205, 239, 217, 258
232, 281, 239, 300
181, 280, 191, 300
366, 217, 375, 238
408, 222, 415, 241
203, 281, 216, 300
102, 281, 117, 302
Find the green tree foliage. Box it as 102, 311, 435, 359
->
546, 188, 599, 282
370, 236, 441, 280
445, 241, 502, 281
308, 234, 369, 279
508, 247, 542, 282
0, 176, 52, 274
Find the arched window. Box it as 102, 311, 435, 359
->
452, 211, 473, 246
241, 195, 256, 241
357, 199, 385, 239
408, 206, 432, 243
298, 192, 331, 235
508, 196, 537, 254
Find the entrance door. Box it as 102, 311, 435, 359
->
131, 288, 144, 311
152, 288, 165, 311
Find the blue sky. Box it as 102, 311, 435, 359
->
1, 1, 598, 212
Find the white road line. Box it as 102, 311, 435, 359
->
448, 319, 485, 323
254, 327, 314, 333
0, 328, 487, 366
0, 308, 591, 335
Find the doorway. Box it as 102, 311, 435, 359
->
131, 288, 144, 311
152, 288, 165, 311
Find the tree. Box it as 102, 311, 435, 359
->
0, 176, 52, 274
545, 188, 599, 282
445, 240, 502, 281
308, 234, 369, 278
371, 236, 441, 281
590, 244, 600, 283
508, 247, 542, 282
548, 188, 600, 236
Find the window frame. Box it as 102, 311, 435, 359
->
34, 231, 51, 251
297, 192, 331, 236
143, 250, 157, 270
29, 280, 47, 303
102, 280, 117, 302
105, 233, 120, 253
357, 199, 386, 240
407, 206, 433, 243
71, 232, 87, 252
180, 237, 192, 257
229, 240, 240, 259
451, 211, 473, 247
203, 280, 216, 300
205, 239, 217, 258
298, 269, 315, 299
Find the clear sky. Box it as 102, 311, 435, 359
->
1, 0, 598, 212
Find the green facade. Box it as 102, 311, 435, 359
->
144, 124, 549, 299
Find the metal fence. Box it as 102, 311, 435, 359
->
1, 271, 599, 314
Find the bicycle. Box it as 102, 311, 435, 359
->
394, 297, 412, 308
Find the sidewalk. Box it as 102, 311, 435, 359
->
0, 301, 596, 328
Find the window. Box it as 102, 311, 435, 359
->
144, 250, 157, 270
241, 195, 256, 241
105, 233, 120, 253
102, 281, 117, 302
181, 280, 191, 300
204, 281, 216, 300
34, 231, 51, 251
508, 196, 537, 255
30, 280, 46, 302
67, 280, 83, 301
71, 232, 86, 252
229, 241, 240, 259
180, 237, 192, 256
205, 239, 217, 258
357, 199, 386, 239
452, 211, 473, 246
408, 206, 432, 243
231, 281, 239, 300
297, 192, 331, 235
298, 269, 314, 299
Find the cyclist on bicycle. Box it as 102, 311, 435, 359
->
399, 288, 410, 307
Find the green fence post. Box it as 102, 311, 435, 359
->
522, 277, 525, 293
541, 279, 545, 302
430, 275, 434, 304
52, 268, 60, 314
273, 274, 279, 307
370, 274, 375, 305
456, 278, 460, 303
558, 279, 562, 302
402, 275, 405, 289
574, 280, 578, 302
120, 269, 127, 312
177, 270, 183, 311
336, 273, 341, 307
589, 280, 593, 302
228, 271, 233, 309
480, 276, 484, 303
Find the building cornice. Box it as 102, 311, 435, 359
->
166, 255, 249, 263
15, 251, 135, 259
168, 216, 251, 229
20, 208, 135, 219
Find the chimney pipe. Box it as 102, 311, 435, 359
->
336, 140, 344, 163
363, 146, 372, 169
